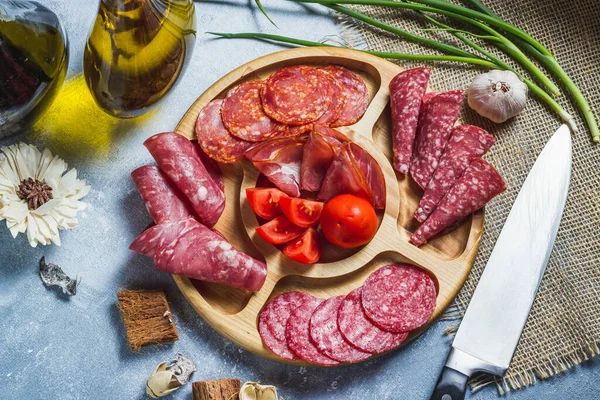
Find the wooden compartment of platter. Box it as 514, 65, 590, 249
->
173, 47, 483, 364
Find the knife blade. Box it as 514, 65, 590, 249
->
429, 124, 572, 400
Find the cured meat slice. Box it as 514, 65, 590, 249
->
318, 142, 386, 209
195, 100, 254, 164
195, 144, 224, 193
349, 143, 386, 209
258, 291, 314, 360
131, 166, 195, 225
309, 296, 371, 363
300, 125, 345, 192
131, 218, 267, 292
411, 158, 506, 246
414, 125, 495, 223
277, 123, 313, 138
261, 65, 330, 125
245, 136, 306, 197
362, 264, 437, 332
410, 90, 464, 189
286, 297, 339, 366
314, 68, 345, 125
389, 68, 430, 174
323, 65, 369, 127
338, 288, 408, 354
221, 81, 285, 142
145, 132, 225, 227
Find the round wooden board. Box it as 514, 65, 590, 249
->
172, 47, 483, 365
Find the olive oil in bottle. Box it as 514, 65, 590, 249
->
0, 1, 68, 138
83, 0, 196, 118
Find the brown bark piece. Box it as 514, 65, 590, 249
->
192, 379, 241, 400
117, 289, 179, 351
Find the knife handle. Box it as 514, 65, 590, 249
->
429, 366, 468, 400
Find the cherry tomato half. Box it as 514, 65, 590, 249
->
255, 215, 305, 245
320, 194, 378, 248
246, 188, 287, 220
279, 197, 324, 228
283, 228, 322, 264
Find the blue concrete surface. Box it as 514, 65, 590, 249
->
1, 1, 598, 399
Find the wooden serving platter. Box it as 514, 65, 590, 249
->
172, 47, 483, 364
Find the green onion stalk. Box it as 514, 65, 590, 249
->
207, 32, 497, 68
289, 0, 598, 140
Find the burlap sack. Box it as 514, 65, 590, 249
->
338, 0, 600, 393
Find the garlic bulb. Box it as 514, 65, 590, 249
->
467, 70, 528, 123
240, 382, 279, 400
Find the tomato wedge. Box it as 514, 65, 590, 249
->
256, 215, 305, 245
283, 228, 322, 264
279, 197, 324, 228
246, 188, 287, 220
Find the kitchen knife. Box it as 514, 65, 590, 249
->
429, 124, 572, 400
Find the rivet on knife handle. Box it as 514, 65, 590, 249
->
429, 365, 468, 400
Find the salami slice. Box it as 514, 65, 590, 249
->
195, 100, 254, 164
195, 144, 224, 193
130, 218, 267, 291
411, 158, 506, 246
131, 166, 195, 225
261, 65, 330, 125
286, 298, 339, 366
323, 65, 369, 127
278, 123, 313, 138
245, 136, 306, 197
410, 90, 464, 189
318, 142, 385, 209
389, 68, 430, 174
309, 296, 371, 363
145, 132, 225, 227
362, 264, 437, 333
338, 288, 408, 354
300, 125, 345, 192
258, 291, 315, 360
221, 81, 285, 142
314, 68, 345, 125
414, 125, 495, 223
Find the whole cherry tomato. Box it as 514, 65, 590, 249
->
320, 194, 378, 248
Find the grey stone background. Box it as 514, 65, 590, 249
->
0, 1, 598, 399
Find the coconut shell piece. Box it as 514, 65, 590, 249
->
116, 289, 179, 351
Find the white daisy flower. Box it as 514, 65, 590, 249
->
0, 143, 90, 247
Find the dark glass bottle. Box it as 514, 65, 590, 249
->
0, 1, 68, 138
83, 0, 196, 118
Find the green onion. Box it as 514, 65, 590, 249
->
207, 32, 498, 68
461, 0, 598, 141
253, 0, 278, 27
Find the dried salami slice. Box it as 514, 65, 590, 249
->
314, 68, 345, 125
195, 100, 254, 164
323, 65, 369, 127
131, 218, 267, 292
131, 165, 196, 225
245, 136, 307, 197
286, 298, 339, 366
411, 158, 506, 246
362, 264, 437, 333
309, 296, 371, 363
145, 132, 225, 227
261, 65, 330, 125
195, 144, 224, 193
260, 291, 315, 343
258, 291, 314, 360
389, 68, 430, 174
278, 123, 313, 138
338, 288, 408, 354
221, 81, 286, 142
410, 90, 464, 189
414, 125, 495, 223
300, 125, 346, 192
